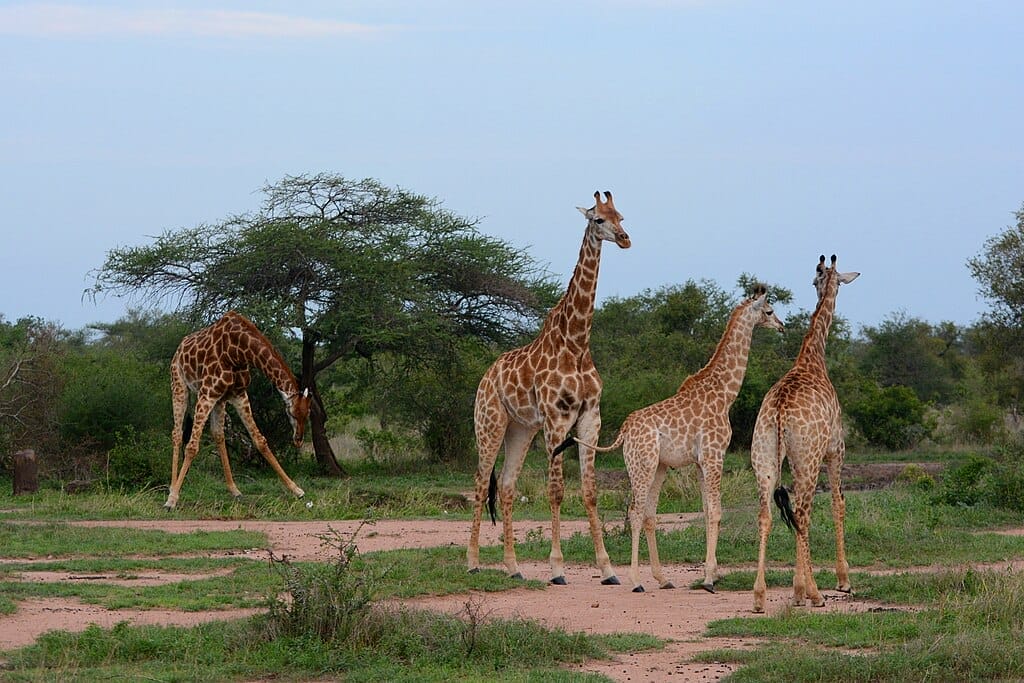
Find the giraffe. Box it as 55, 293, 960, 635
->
467, 191, 631, 585
163, 310, 311, 510
556, 285, 784, 593
749, 254, 859, 613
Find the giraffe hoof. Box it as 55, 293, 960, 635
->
294, 488, 305, 498
468, 567, 481, 574
836, 584, 853, 594
632, 585, 645, 593
660, 581, 676, 590
509, 572, 525, 581
700, 582, 715, 594
550, 576, 568, 586
601, 575, 621, 586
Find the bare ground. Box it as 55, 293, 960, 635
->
1, 515, 901, 682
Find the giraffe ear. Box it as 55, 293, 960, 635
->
577, 206, 591, 218
838, 271, 860, 285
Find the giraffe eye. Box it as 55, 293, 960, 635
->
594, 218, 606, 224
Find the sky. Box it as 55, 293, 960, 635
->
1, 1, 1022, 334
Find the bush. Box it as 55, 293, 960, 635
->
59, 349, 169, 451
262, 524, 379, 643
934, 450, 1024, 513
848, 383, 932, 450
104, 428, 167, 489
935, 454, 994, 507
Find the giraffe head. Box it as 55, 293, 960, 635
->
813, 254, 860, 302
577, 191, 631, 249
287, 387, 312, 447
748, 284, 785, 332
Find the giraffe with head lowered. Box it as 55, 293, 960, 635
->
467, 191, 631, 585
164, 310, 311, 510
556, 285, 784, 593
750, 255, 859, 613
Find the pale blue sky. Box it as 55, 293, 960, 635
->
2, 1, 1022, 332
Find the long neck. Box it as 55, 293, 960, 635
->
236, 322, 301, 397
795, 280, 838, 371
685, 302, 757, 403
537, 229, 602, 355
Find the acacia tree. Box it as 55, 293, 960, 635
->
0, 317, 63, 467
89, 174, 556, 474
967, 203, 1024, 408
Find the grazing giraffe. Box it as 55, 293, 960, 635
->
750, 255, 859, 613
467, 191, 631, 585
556, 285, 784, 593
164, 311, 311, 510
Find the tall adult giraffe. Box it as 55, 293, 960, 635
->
467, 191, 631, 585
556, 285, 784, 593
164, 311, 311, 510
750, 255, 859, 613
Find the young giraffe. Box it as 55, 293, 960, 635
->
164, 311, 311, 510
750, 255, 859, 613
467, 191, 631, 585
556, 286, 784, 593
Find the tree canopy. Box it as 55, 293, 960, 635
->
89, 173, 559, 471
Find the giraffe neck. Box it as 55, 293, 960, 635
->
685, 300, 758, 402
795, 280, 838, 371
230, 313, 301, 399
537, 229, 603, 355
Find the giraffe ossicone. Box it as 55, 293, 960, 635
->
559, 285, 784, 593
749, 254, 859, 613
164, 311, 310, 510
467, 190, 631, 585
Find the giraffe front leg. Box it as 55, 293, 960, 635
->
231, 395, 304, 499
574, 410, 619, 585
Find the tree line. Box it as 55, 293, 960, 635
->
2, 175, 1023, 483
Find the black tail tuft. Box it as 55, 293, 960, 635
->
182, 412, 194, 446
552, 435, 576, 458
774, 486, 798, 532
487, 467, 498, 525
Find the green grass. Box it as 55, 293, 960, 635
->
698, 566, 1024, 681
2, 612, 648, 682
0, 522, 266, 558
2, 445, 1023, 681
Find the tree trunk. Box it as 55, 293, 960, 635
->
13, 449, 39, 495
301, 335, 346, 477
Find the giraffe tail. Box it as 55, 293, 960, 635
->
552, 433, 624, 458
772, 410, 798, 532
487, 467, 498, 525
773, 486, 798, 532
182, 406, 195, 446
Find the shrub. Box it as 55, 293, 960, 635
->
261, 524, 380, 643
935, 454, 994, 507
848, 383, 932, 450
104, 428, 167, 489
59, 349, 168, 451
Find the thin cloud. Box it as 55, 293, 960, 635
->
0, 3, 389, 38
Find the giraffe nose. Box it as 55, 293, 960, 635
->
616, 232, 632, 248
